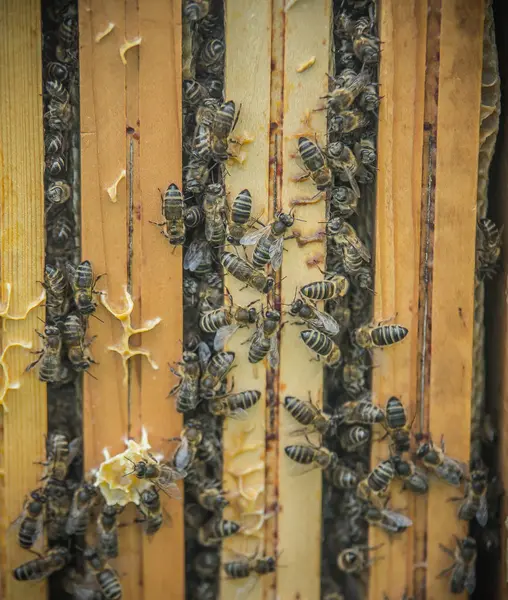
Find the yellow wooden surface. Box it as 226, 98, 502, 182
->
368, 1, 427, 598
80, 1, 183, 598
0, 1, 47, 598
221, 2, 272, 600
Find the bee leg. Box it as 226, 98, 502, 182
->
446, 496, 463, 503
25, 354, 44, 372
438, 543, 455, 558
167, 383, 181, 398
436, 565, 454, 579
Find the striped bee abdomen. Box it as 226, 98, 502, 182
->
371, 325, 408, 346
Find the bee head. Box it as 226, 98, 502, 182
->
265, 310, 281, 321
265, 557, 276, 572
263, 277, 275, 294
415, 442, 430, 459
326, 217, 343, 235
75, 291, 96, 314
183, 351, 199, 364
289, 298, 303, 316
278, 212, 295, 228
44, 325, 61, 338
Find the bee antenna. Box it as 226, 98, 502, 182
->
85, 370, 99, 381
91, 314, 104, 323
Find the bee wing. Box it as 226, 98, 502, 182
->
381, 509, 413, 530
240, 225, 270, 246
269, 237, 285, 271
198, 341, 211, 369
184, 241, 209, 271
214, 325, 240, 351
476, 494, 488, 527
343, 167, 361, 198
347, 236, 371, 263
309, 310, 341, 336
435, 462, 463, 487
268, 336, 279, 369
465, 566, 477, 595
227, 407, 250, 421
173, 437, 191, 472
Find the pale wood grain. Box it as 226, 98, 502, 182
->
0, 0, 46, 598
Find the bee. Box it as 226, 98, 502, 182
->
46, 79, 70, 104
67, 260, 100, 316
283, 394, 330, 435
45, 131, 65, 154
339, 425, 371, 452
325, 68, 371, 113
353, 322, 409, 350
58, 16, 78, 48
97, 504, 121, 558
380, 396, 413, 453
300, 273, 350, 301
353, 32, 380, 64
223, 554, 276, 579
126, 455, 183, 498
44, 264, 69, 317
208, 389, 262, 419
14, 488, 46, 549
200, 350, 235, 395
354, 138, 377, 166
45, 477, 72, 541
169, 351, 201, 413
241, 211, 295, 271
192, 480, 229, 511
26, 325, 65, 383
137, 486, 164, 536
150, 183, 186, 246
477, 218, 502, 280
415, 436, 467, 487
330, 109, 369, 136
299, 329, 342, 367
45, 155, 66, 177
185, 157, 210, 195
296, 137, 332, 191
330, 186, 358, 218
358, 83, 379, 113
325, 460, 359, 489
198, 517, 241, 546
227, 189, 254, 245
391, 456, 429, 495
327, 297, 352, 331
194, 550, 220, 579
183, 79, 209, 107
364, 505, 413, 534
13, 547, 70, 581
203, 183, 227, 246
212, 100, 236, 140
62, 313, 95, 372
357, 459, 394, 508
45, 97, 72, 130
172, 421, 204, 472
197, 38, 225, 76
184, 205, 203, 229
183, 275, 199, 307
284, 444, 335, 471
48, 213, 73, 248
45, 432, 80, 481
337, 544, 383, 574
327, 142, 361, 197
192, 123, 213, 160
342, 359, 369, 397
184, 0, 210, 21
46, 180, 71, 206
248, 309, 280, 368
66, 480, 98, 535
449, 466, 488, 526
47, 61, 69, 81
337, 400, 385, 425
438, 537, 477, 594
184, 239, 213, 276
84, 547, 123, 599
220, 251, 275, 294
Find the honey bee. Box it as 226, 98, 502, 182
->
284, 443, 335, 472
97, 504, 121, 558
46, 180, 71, 206
364, 505, 413, 534
126, 455, 183, 499
325, 68, 371, 113
339, 425, 370, 452
172, 421, 204, 473
353, 32, 380, 64
48, 213, 73, 249
211, 100, 237, 160
477, 218, 502, 280
192, 122, 213, 160
194, 550, 220, 579
330, 109, 369, 136
47, 61, 69, 82
185, 157, 210, 195
449, 465, 488, 526
327, 218, 370, 265
44, 432, 80, 481
248, 309, 280, 368
84, 547, 123, 599
203, 183, 227, 246
45, 131, 65, 154
391, 456, 429, 495
337, 400, 385, 425
357, 459, 394, 508
227, 189, 254, 245
150, 183, 186, 246
137, 486, 164, 536
184, 205, 203, 229
13, 547, 70, 581
208, 389, 262, 419
169, 351, 201, 413
45, 155, 66, 177
200, 350, 235, 395
327, 297, 352, 331
44, 263, 69, 317
327, 142, 361, 197
353, 322, 409, 350
220, 251, 275, 294
198, 517, 241, 546
283, 394, 331, 435
62, 313, 95, 372
58, 15, 78, 48
45, 477, 72, 542
358, 83, 379, 113
184, 239, 213, 276
325, 460, 359, 490
330, 186, 358, 217
337, 544, 383, 574
241, 211, 295, 271
13, 488, 46, 549
300, 273, 350, 301
342, 359, 369, 397
45, 97, 72, 130
66, 480, 98, 535
184, 0, 210, 22
288, 297, 341, 337
197, 38, 225, 76
415, 436, 467, 487
183, 79, 209, 106
46, 79, 70, 104
354, 138, 377, 166
191, 480, 229, 512
300, 329, 342, 367
67, 260, 100, 316
438, 537, 477, 594
296, 137, 332, 191
26, 325, 66, 383
223, 554, 276, 580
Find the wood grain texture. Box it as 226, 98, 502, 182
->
0, 0, 47, 598
277, 1, 330, 599
425, 1, 484, 599
221, 2, 272, 600
80, 0, 183, 598
368, 1, 427, 598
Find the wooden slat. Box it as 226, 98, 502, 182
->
221, 2, 272, 599
0, 1, 46, 599
368, 1, 427, 598
277, 1, 330, 599
426, 2, 484, 600
80, 1, 184, 598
